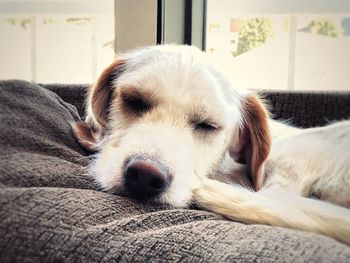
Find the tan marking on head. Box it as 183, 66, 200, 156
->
116, 86, 158, 122
89, 58, 125, 127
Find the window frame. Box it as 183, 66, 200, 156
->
115, 0, 207, 51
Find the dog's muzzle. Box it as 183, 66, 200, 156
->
123, 154, 170, 198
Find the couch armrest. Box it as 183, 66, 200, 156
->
261, 90, 350, 128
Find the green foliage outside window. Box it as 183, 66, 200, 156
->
235, 18, 272, 56
0, 17, 93, 29
306, 19, 338, 37
0, 18, 31, 29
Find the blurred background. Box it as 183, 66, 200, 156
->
0, 0, 349, 91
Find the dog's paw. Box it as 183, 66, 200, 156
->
192, 178, 236, 208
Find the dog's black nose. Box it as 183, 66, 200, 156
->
124, 155, 170, 198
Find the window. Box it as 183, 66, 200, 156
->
206, 0, 350, 90
0, 0, 114, 83
2, 0, 349, 90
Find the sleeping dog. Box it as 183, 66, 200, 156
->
72, 45, 350, 245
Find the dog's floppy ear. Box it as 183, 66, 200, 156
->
71, 118, 104, 152
229, 95, 272, 191
71, 58, 125, 152
89, 58, 126, 127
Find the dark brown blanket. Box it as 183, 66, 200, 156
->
1, 80, 349, 262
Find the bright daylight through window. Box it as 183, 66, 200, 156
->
0, 0, 114, 83
206, 0, 350, 90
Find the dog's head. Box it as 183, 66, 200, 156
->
72, 45, 271, 206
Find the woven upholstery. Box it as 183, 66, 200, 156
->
1, 80, 349, 262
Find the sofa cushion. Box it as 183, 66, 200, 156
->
0, 80, 349, 262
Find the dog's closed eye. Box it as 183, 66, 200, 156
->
190, 111, 221, 134
194, 121, 220, 132
123, 94, 151, 113
119, 87, 154, 116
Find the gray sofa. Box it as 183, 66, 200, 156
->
1, 80, 349, 262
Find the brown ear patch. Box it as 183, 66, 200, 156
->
71, 121, 102, 152
239, 96, 272, 191
90, 59, 126, 127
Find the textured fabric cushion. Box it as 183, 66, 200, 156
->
1, 80, 349, 262
262, 91, 350, 128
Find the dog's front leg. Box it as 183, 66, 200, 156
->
193, 178, 350, 245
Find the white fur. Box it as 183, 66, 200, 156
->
194, 178, 350, 245
90, 45, 243, 207
264, 120, 350, 206
198, 120, 350, 245
83, 45, 350, 245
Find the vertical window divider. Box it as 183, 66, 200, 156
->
287, 15, 297, 90
184, 0, 193, 45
